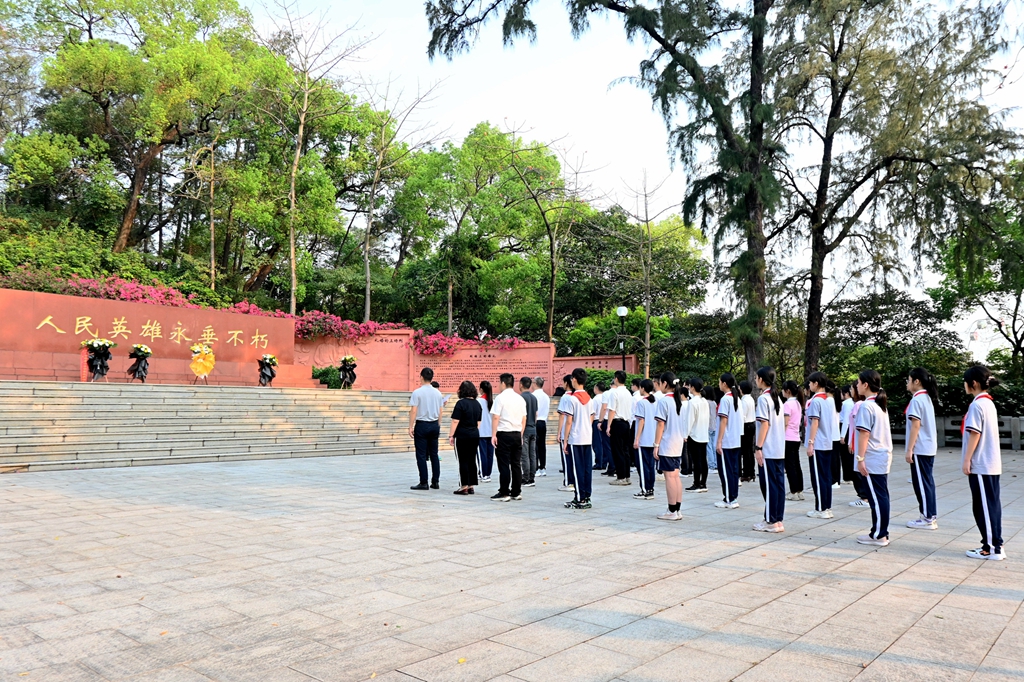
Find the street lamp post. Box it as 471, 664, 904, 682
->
616, 306, 628, 373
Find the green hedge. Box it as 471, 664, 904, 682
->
312, 366, 342, 389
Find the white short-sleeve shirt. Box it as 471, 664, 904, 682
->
963, 393, 1001, 475
559, 390, 594, 446
477, 397, 493, 437
717, 393, 744, 449
606, 385, 634, 422
839, 398, 854, 439
655, 394, 690, 457
805, 392, 837, 448
592, 393, 606, 421
906, 390, 937, 456
557, 393, 573, 440
409, 384, 445, 422
755, 393, 786, 460
688, 394, 710, 443
490, 388, 527, 433
533, 388, 550, 422
741, 394, 756, 424
854, 396, 893, 474
633, 396, 658, 448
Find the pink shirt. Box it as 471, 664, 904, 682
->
783, 398, 802, 441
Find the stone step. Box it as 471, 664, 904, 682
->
0, 430, 416, 453
0, 420, 416, 437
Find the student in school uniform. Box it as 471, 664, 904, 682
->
854, 369, 893, 546
654, 372, 689, 520
490, 373, 527, 502
561, 368, 595, 509
520, 377, 539, 488
556, 375, 576, 493
409, 367, 444, 490
831, 388, 843, 488
449, 381, 483, 495
906, 367, 940, 530
753, 366, 786, 532
686, 378, 710, 493
533, 377, 550, 477
715, 373, 744, 509
605, 371, 635, 486
598, 384, 614, 476
630, 378, 643, 479
782, 381, 805, 501
739, 380, 757, 483
962, 365, 1005, 560
632, 379, 658, 500
804, 371, 837, 519
477, 381, 495, 482
591, 383, 609, 474
846, 384, 871, 508
703, 386, 719, 474
838, 385, 856, 485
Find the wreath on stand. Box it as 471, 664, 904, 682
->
258, 354, 278, 386
189, 344, 215, 384
339, 355, 357, 389
126, 344, 152, 383
81, 339, 117, 382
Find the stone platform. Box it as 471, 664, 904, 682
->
1, 447, 1021, 681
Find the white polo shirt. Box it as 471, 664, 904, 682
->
533, 388, 550, 422
491, 387, 527, 433
854, 396, 893, 474
409, 384, 444, 422
755, 393, 786, 460
605, 384, 634, 422
805, 392, 837, 448
741, 393, 756, 424
964, 393, 1001, 475
688, 394, 710, 443
633, 396, 657, 447
718, 393, 744, 449
906, 390, 937, 456
655, 393, 690, 457
560, 390, 594, 445
557, 392, 573, 440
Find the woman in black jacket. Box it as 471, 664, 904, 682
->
449, 381, 483, 495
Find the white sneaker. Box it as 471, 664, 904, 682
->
728, 501, 739, 509
786, 492, 800, 501
966, 547, 1005, 561
558, 484, 575, 492
657, 510, 682, 521
907, 478, 913, 484
807, 510, 828, 519
858, 535, 889, 547
714, 500, 730, 508
536, 469, 546, 477
907, 517, 938, 530
849, 499, 870, 507
832, 482, 840, 489
480, 476, 491, 482
752, 520, 769, 531
609, 478, 632, 486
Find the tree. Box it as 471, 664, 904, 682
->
255, 0, 365, 313
653, 311, 741, 380
932, 161, 1024, 380
425, 0, 782, 380
39, 0, 252, 253
767, 0, 1015, 376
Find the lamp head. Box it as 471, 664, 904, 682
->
616, 306, 628, 318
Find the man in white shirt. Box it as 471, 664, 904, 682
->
533, 377, 551, 477
560, 368, 595, 509
604, 371, 635, 485
490, 373, 528, 502
409, 367, 444, 490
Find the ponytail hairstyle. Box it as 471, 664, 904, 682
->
841, 384, 853, 400
756, 366, 781, 415
858, 369, 887, 412
660, 371, 683, 415
640, 378, 656, 403
720, 373, 740, 410
782, 380, 804, 407
806, 371, 835, 396
964, 364, 1000, 392
909, 367, 940, 407
689, 377, 704, 394
479, 380, 493, 411
701, 385, 716, 403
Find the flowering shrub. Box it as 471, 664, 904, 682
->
1, 268, 202, 308
410, 330, 524, 356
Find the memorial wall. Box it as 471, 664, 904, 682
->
0, 288, 637, 390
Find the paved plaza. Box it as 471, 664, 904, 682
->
2, 448, 1023, 681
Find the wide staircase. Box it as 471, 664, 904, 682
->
0, 381, 435, 473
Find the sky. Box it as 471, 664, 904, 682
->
261, 0, 1022, 354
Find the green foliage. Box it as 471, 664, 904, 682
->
563, 310, 670, 358
312, 365, 342, 389
652, 311, 740, 380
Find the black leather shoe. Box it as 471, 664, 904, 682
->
410, 484, 429, 490
430, 482, 439, 489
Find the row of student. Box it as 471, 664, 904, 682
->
411, 364, 1005, 561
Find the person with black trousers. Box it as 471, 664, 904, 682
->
605, 370, 635, 486
409, 367, 445, 490
490, 373, 527, 502
449, 381, 482, 495
533, 377, 550, 477
520, 376, 539, 487
739, 380, 757, 482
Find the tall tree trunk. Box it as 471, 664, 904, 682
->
288, 93, 308, 315
209, 143, 216, 291
546, 231, 557, 343
113, 142, 166, 253
363, 179, 379, 323
447, 275, 454, 335
740, 0, 772, 382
